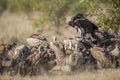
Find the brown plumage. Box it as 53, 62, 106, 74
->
26, 34, 49, 47
50, 41, 64, 62
0, 44, 11, 60
90, 46, 112, 68
108, 43, 120, 57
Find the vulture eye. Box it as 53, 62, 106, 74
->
68, 21, 75, 27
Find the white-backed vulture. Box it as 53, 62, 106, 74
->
14, 45, 31, 60
108, 42, 120, 57
26, 34, 49, 47
90, 46, 112, 68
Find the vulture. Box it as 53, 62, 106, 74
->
14, 45, 31, 60
108, 42, 120, 57
90, 46, 113, 68
68, 13, 98, 39
26, 34, 49, 47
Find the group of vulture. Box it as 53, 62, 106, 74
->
0, 29, 120, 76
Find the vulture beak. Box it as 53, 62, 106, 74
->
74, 25, 79, 32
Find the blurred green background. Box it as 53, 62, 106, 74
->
0, 0, 119, 32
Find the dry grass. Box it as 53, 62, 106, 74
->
0, 11, 33, 44
1, 69, 120, 80
0, 11, 78, 45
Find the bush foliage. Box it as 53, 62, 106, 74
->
0, 0, 119, 33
